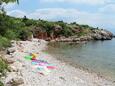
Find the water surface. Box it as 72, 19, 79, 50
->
48, 39, 115, 81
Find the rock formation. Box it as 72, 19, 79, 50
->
91, 29, 113, 40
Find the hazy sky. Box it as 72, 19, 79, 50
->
4, 0, 115, 32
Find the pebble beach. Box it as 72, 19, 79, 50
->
2, 39, 115, 86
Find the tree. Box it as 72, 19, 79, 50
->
0, 0, 19, 4
23, 16, 27, 21
0, 0, 19, 14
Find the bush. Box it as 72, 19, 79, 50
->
0, 81, 4, 86
0, 36, 11, 50
18, 27, 32, 40
77, 32, 86, 37
0, 57, 9, 86
4, 30, 18, 40
0, 57, 8, 76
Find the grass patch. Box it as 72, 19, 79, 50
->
0, 57, 9, 86
0, 58, 8, 76
0, 81, 4, 86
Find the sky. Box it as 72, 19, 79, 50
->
4, 0, 115, 33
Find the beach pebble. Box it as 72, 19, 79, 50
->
6, 58, 15, 64
9, 62, 23, 72
59, 76, 66, 81
7, 47, 16, 55
9, 65, 18, 72
2, 39, 114, 86
6, 77, 24, 86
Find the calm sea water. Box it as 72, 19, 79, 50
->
48, 38, 115, 81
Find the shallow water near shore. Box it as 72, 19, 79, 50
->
47, 38, 115, 81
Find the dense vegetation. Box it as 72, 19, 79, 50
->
0, 14, 99, 49
0, 1, 18, 85
0, 14, 32, 49
0, 0, 99, 50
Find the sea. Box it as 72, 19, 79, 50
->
47, 38, 115, 81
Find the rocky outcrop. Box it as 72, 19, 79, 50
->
32, 25, 63, 40
91, 29, 113, 40
32, 22, 114, 42
51, 29, 114, 43
51, 35, 92, 44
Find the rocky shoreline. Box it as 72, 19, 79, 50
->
1, 39, 115, 86
50, 29, 114, 43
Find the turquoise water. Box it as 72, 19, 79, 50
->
48, 39, 115, 81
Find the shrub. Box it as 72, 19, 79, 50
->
0, 36, 11, 50
0, 57, 8, 76
18, 27, 32, 40
4, 30, 18, 40
0, 57, 9, 86
0, 81, 4, 86
77, 32, 86, 37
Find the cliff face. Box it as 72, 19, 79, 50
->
32, 23, 114, 42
